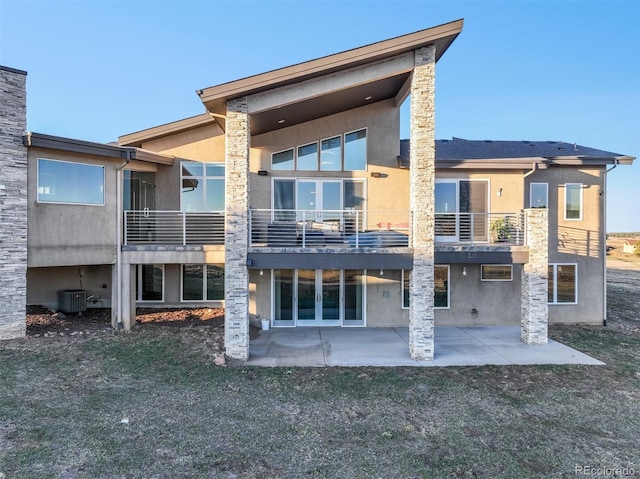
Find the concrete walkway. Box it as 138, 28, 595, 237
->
247, 326, 604, 367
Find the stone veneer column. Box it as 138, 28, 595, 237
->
409, 46, 436, 360
224, 97, 250, 360
521, 208, 549, 344
0, 66, 28, 340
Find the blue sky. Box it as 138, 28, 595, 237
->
1, 0, 638, 231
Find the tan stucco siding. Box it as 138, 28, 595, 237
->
249, 100, 404, 214
435, 169, 526, 214
526, 166, 605, 323
141, 123, 225, 162
27, 148, 120, 267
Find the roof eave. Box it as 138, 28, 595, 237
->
24, 132, 131, 159
118, 113, 217, 147
198, 19, 463, 114
24, 132, 175, 165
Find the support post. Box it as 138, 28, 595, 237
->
0, 66, 28, 340
409, 46, 436, 360
521, 208, 549, 344
224, 97, 251, 360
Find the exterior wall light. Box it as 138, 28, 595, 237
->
371, 172, 382, 178
258, 170, 268, 176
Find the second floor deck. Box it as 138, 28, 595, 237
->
124, 209, 526, 250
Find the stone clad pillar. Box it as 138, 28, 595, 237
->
521, 208, 549, 344
224, 97, 250, 360
409, 46, 436, 360
0, 66, 28, 340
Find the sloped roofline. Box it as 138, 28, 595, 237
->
24, 132, 175, 165
198, 19, 464, 114
118, 113, 216, 148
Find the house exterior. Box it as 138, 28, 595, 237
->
622, 239, 639, 254
0, 20, 635, 359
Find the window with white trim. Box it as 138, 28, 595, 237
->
402, 266, 449, 309
272, 149, 294, 170
481, 265, 513, 281
548, 263, 577, 304
530, 182, 548, 209
182, 264, 224, 301
181, 161, 225, 212
564, 183, 583, 220
37, 158, 105, 205
136, 264, 164, 302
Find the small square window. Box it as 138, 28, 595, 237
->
271, 149, 294, 170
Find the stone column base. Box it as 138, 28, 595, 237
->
0, 321, 26, 340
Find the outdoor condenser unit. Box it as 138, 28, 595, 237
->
58, 290, 87, 314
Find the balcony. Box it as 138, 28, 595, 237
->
124, 210, 224, 245
123, 210, 525, 250
435, 212, 525, 246
249, 209, 410, 248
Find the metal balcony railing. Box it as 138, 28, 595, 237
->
124, 210, 225, 245
123, 210, 524, 247
250, 209, 411, 248
435, 212, 525, 246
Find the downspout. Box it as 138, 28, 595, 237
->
523, 162, 539, 178
114, 150, 132, 330
602, 159, 618, 327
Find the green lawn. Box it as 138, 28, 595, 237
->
1, 282, 638, 478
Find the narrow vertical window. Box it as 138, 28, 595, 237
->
297, 142, 318, 171
402, 270, 410, 309
137, 264, 164, 302
548, 264, 577, 304
344, 129, 367, 171
564, 183, 582, 220
434, 265, 450, 308
320, 136, 341, 171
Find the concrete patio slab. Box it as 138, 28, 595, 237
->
246, 326, 605, 367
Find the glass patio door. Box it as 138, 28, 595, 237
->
296, 269, 341, 326
435, 181, 458, 242
272, 269, 365, 327
296, 180, 341, 223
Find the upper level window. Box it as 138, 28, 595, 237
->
297, 142, 318, 171
320, 136, 342, 171
181, 161, 225, 212
344, 129, 367, 171
564, 183, 583, 220
272, 149, 294, 171
271, 129, 367, 172
37, 158, 104, 206
530, 182, 548, 208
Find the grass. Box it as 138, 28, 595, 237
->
1, 283, 639, 478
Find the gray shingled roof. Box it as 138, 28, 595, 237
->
399, 138, 630, 161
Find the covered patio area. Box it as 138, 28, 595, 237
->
247, 326, 603, 367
